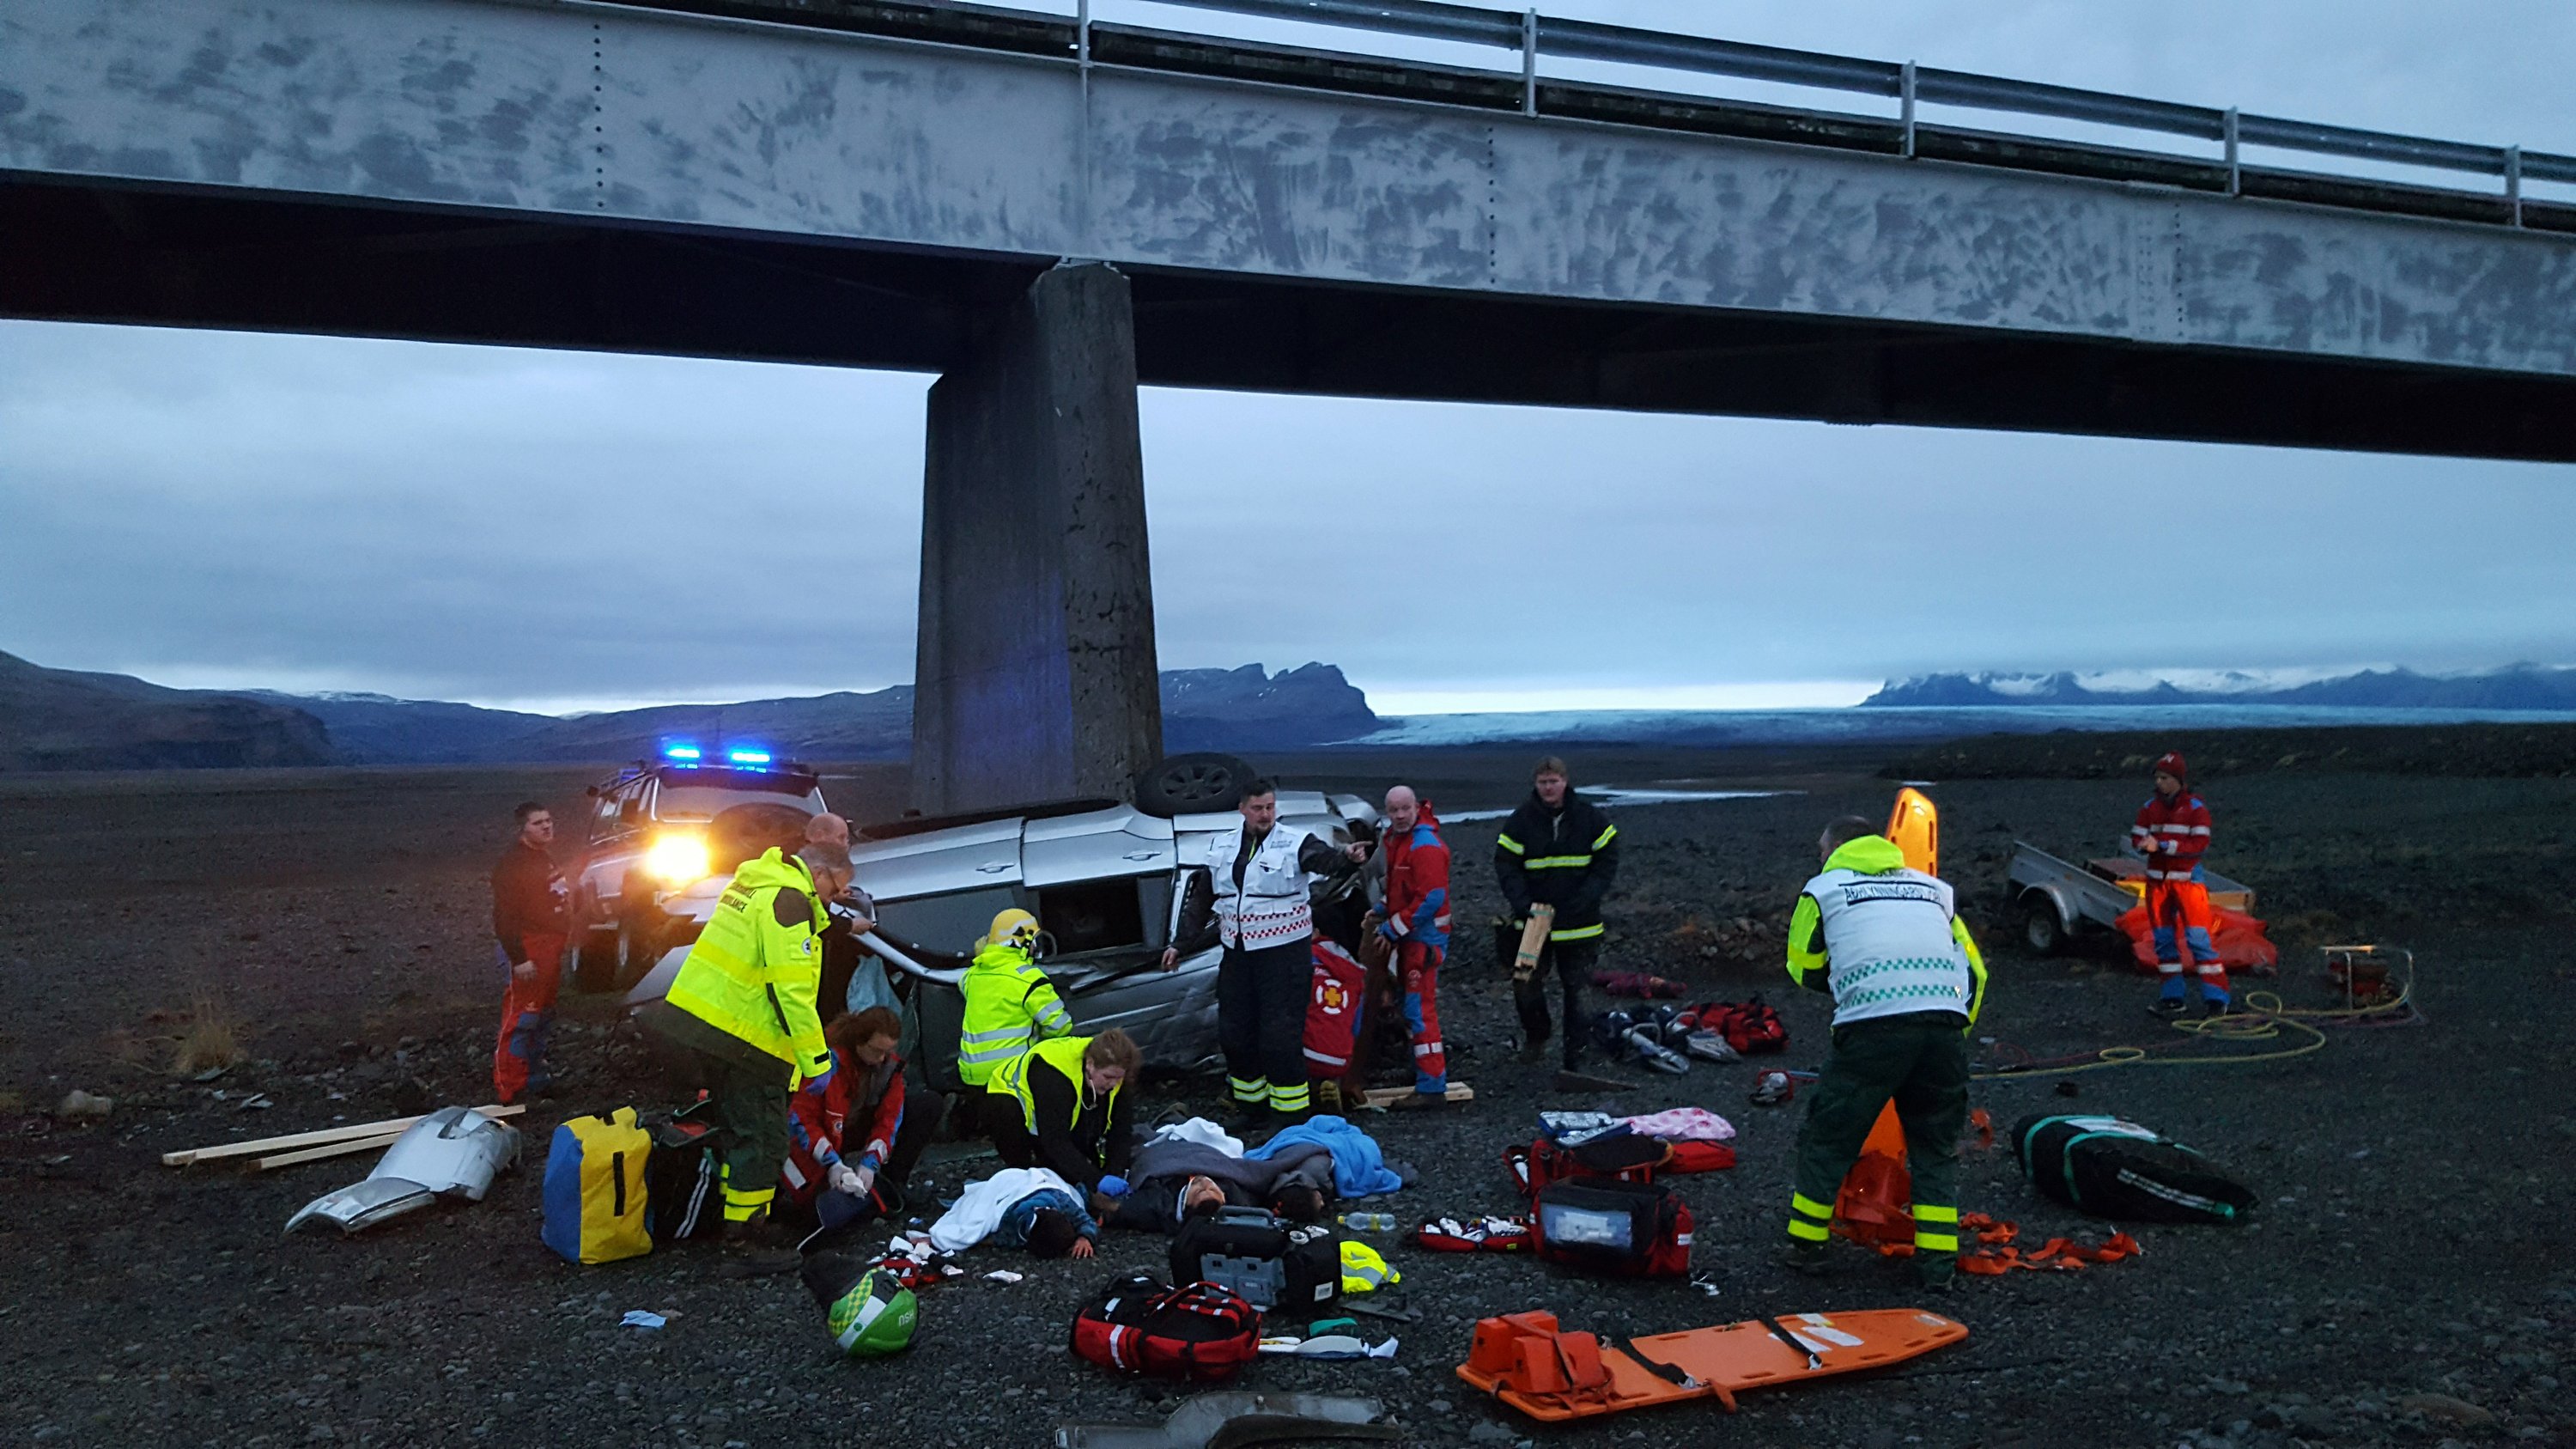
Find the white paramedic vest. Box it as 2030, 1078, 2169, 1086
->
1207, 822, 1316, 950
1801, 865, 1975, 1027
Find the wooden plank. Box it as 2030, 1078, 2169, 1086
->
162, 1103, 522, 1166
1358, 1083, 1475, 1108
255, 1131, 404, 1172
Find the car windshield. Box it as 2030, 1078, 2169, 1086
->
655, 770, 821, 822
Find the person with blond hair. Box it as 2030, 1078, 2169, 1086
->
983, 1030, 1140, 1218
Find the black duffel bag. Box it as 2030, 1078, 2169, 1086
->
1170, 1206, 1340, 1313
2013, 1113, 2257, 1224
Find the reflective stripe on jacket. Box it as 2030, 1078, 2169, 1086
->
1207, 822, 1317, 949
988, 1034, 1120, 1137
957, 941, 1072, 1087
2130, 792, 2213, 881
1784, 836, 1988, 1029
664, 848, 834, 1078
1381, 807, 1452, 949
1493, 791, 1619, 941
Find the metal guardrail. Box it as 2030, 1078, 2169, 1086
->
1123, 0, 2573, 225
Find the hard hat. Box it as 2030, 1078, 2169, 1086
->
982, 908, 1040, 952
819, 1264, 918, 1359
1339, 1239, 1400, 1294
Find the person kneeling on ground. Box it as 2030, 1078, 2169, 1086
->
982, 1031, 1139, 1221
1102, 1128, 1338, 1234
1777, 815, 1989, 1293
778, 1006, 945, 1241
927, 1166, 1099, 1259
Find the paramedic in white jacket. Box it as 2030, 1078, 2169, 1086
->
1163, 778, 1364, 1125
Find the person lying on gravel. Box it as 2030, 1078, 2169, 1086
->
928, 1166, 1099, 1259
1777, 815, 1989, 1294
1101, 1132, 1338, 1233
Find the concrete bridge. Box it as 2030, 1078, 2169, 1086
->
9, 0, 2575, 810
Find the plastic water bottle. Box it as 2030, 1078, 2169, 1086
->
1338, 1211, 1397, 1233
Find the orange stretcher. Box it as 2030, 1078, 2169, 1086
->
1457, 1307, 1968, 1422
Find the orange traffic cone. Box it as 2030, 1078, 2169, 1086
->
1832, 1102, 1914, 1249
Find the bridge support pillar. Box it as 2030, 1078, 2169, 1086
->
912, 262, 1162, 815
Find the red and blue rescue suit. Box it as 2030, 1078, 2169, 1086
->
490, 839, 569, 1104
1377, 806, 1450, 1096
2131, 790, 2226, 999
782, 1044, 907, 1210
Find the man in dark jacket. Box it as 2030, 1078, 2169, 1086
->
1494, 757, 1620, 1075
491, 801, 570, 1104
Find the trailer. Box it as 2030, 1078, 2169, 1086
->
2007, 843, 2255, 956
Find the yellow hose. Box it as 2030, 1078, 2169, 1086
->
1973, 953, 2417, 1081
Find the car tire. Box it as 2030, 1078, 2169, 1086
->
1132, 752, 1259, 818
572, 927, 621, 993
2020, 893, 2067, 956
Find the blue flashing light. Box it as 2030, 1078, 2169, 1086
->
664, 745, 703, 761
727, 749, 773, 767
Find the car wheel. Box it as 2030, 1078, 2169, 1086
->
1132, 752, 1259, 818
572, 927, 621, 993
2020, 894, 2066, 956
612, 918, 658, 991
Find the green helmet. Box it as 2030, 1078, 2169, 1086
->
826, 1267, 918, 1358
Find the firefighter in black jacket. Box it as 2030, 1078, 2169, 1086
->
1494, 757, 1620, 1073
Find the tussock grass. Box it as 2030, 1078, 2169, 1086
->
170, 990, 246, 1077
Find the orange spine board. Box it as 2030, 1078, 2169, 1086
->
1459, 1308, 1969, 1423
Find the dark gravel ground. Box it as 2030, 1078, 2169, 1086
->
2, 753, 2572, 1448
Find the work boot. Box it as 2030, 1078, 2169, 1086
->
718, 1214, 801, 1278
2148, 994, 2190, 1021
2198, 993, 2233, 1019
1313, 1080, 1343, 1113
1222, 1100, 1269, 1134
1516, 1038, 1548, 1066
1775, 1240, 1831, 1276
1916, 1256, 1959, 1295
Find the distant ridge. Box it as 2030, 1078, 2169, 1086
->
0, 650, 336, 770
0, 651, 1378, 770
1863, 664, 2576, 711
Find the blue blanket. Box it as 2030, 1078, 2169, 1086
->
1247, 1114, 1406, 1197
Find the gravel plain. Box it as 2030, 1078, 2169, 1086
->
1, 749, 2569, 1448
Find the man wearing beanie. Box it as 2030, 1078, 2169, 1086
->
2132, 752, 2227, 1018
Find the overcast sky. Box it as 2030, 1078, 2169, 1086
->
4, 0, 2573, 715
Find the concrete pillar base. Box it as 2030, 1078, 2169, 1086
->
912, 262, 1161, 816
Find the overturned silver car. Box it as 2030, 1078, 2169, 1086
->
629, 765, 1378, 1091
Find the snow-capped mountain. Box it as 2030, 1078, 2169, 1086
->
1862, 664, 2576, 709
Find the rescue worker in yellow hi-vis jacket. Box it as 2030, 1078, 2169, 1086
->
1776, 816, 1988, 1293
640, 841, 848, 1263
957, 909, 1074, 1088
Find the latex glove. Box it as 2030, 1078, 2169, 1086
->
849, 1163, 877, 1197
827, 1161, 865, 1196
1097, 1175, 1129, 1198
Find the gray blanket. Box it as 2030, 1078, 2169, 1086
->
1128, 1137, 1334, 1196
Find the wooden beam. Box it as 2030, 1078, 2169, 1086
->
254, 1131, 405, 1172
1357, 1083, 1475, 1108
162, 1104, 522, 1166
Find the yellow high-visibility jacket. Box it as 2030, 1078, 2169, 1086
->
665, 849, 834, 1080
957, 941, 1072, 1087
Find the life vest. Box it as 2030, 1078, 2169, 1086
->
1206, 822, 1316, 950
957, 941, 1072, 1087
665, 849, 833, 1077
988, 1034, 1121, 1137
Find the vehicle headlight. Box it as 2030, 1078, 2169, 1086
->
643, 834, 712, 886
